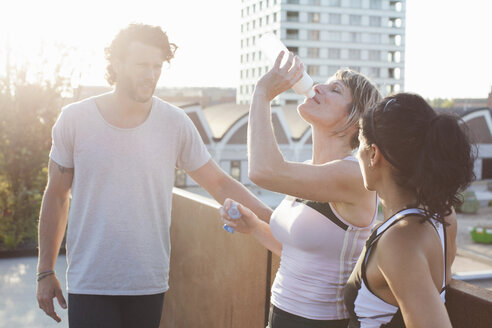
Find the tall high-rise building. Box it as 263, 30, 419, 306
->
238, 0, 406, 105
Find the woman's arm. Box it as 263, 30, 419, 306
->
248, 53, 369, 207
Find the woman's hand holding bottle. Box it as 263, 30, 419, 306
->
254, 51, 305, 102
220, 198, 260, 235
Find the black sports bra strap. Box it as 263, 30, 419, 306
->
368, 208, 427, 248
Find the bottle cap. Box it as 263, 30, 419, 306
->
227, 202, 241, 219
306, 89, 316, 98
223, 224, 235, 233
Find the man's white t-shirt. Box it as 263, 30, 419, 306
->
49, 96, 211, 295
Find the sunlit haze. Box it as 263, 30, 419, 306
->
1, 0, 491, 99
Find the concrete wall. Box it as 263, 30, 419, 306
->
160, 189, 272, 328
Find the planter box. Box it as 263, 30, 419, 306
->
469, 227, 492, 244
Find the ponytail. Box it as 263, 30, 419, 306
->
361, 93, 476, 222
411, 114, 476, 221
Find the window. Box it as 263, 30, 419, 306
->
287, 11, 300, 22
328, 48, 341, 59
308, 12, 320, 23
394, 68, 401, 79
368, 50, 380, 61
388, 68, 395, 78
391, 35, 402, 46
370, 0, 382, 9
349, 15, 362, 26
175, 169, 187, 187
369, 67, 380, 78
350, 32, 361, 42
266, 15, 269, 24
349, 49, 361, 60
350, 0, 362, 7
287, 46, 299, 55
327, 65, 339, 76
307, 0, 321, 5
308, 30, 321, 40
286, 29, 299, 39
273, 12, 278, 22
327, 31, 341, 41
328, 13, 341, 24
308, 48, 320, 58
394, 51, 401, 63
307, 65, 320, 76
369, 16, 381, 27
287, 0, 299, 3
368, 33, 381, 43
388, 18, 402, 28
394, 2, 403, 12
328, 0, 341, 6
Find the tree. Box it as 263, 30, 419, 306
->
427, 98, 455, 108
0, 43, 74, 249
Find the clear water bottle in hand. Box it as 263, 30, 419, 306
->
258, 33, 315, 98
223, 201, 241, 234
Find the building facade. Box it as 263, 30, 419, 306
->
237, 0, 406, 105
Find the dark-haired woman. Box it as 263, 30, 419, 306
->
345, 93, 475, 327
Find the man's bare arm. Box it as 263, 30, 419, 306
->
36, 159, 73, 322
187, 159, 273, 223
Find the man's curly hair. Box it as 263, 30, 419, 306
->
104, 23, 178, 85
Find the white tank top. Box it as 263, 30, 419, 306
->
344, 208, 447, 327
269, 158, 377, 320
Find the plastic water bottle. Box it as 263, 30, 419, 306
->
223, 202, 241, 233
258, 33, 315, 98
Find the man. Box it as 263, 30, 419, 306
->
36, 23, 272, 327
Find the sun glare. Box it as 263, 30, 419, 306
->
0, 0, 491, 98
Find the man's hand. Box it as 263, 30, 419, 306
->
36, 274, 67, 322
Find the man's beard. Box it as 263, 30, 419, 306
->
119, 76, 155, 103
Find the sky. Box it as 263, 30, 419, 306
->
0, 0, 491, 99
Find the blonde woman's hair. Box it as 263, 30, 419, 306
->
333, 68, 382, 149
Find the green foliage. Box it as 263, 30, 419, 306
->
0, 45, 73, 250
426, 98, 455, 108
